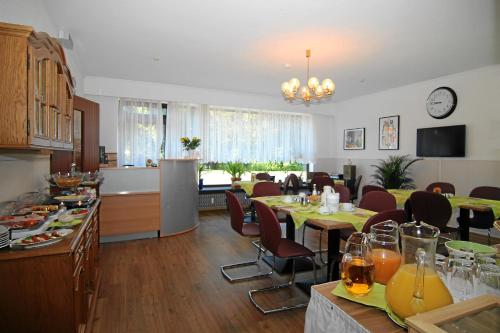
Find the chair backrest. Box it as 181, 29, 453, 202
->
469, 186, 500, 200
225, 191, 244, 235
410, 191, 452, 232
333, 184, 351, 203
283, 173, 300, 195
254, 201, 282, 254
312, 172, 330, 178
362, 209, 406, 233
359, 191, 397, 213
362, 185, 387, 196
255, 172, 272, 181
426, 182, 456, 195
253, 181, 281, 197
311, 176, 334, 192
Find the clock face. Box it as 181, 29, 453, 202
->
426, 87, 457, 119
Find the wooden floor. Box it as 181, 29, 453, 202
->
91, 211, 324, 333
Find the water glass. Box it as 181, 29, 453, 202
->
435, 253, 448, 282
448, 258, 474, 302
476, 264, 500, 296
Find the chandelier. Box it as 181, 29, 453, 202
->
281, 49, 335, 103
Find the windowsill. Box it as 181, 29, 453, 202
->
100, 166, 159, 170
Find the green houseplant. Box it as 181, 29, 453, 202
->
223, 162, 246, 187
371, 155, 422, 189
197, 163, 206, 190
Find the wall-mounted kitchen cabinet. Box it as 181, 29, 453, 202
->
0, 22, 74, 150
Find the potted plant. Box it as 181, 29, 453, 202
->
223, 162, 246, 188
180, 136, 201, 158
197, 163, 206, 190
371, 154, 422, 189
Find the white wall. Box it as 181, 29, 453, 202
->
330, 65, 500, 196
0, 0, 84, 93
84, 76, 338, 161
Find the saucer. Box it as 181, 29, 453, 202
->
342, 207, 356, 212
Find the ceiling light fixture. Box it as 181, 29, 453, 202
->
281, 49, 335, 103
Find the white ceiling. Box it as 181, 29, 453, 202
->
44, 0, 499, 102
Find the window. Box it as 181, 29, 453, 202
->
165, 102, 314, 163
118, 99, 163, 166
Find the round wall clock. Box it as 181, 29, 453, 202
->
426, 87, 457, 119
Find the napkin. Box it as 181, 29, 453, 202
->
332, 282, 406, 328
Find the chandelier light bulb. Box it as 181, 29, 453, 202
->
315, 85, 324, 97
281, 81, 290, 94
301, 86, 311, 101
322, 79, 335, 94
289, 78, 300, 92
308, 77, 319, 90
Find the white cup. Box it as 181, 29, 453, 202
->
342, 203, 353, 211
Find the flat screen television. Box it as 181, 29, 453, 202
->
416, 125, 466, 157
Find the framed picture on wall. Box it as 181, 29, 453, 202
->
378, 115, 400, 150
344, 128, 365, 150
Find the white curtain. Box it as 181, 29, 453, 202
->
165, 102, 314, 163
118, 99, 163, 166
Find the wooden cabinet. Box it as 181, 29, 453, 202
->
0, 201, 101, 333
0, 22, 74, 150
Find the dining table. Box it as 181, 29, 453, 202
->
387, 189, 500, 240
251, 196, 376, 287
232, 180, 268, 197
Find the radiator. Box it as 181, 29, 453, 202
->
198, 191, 251, 210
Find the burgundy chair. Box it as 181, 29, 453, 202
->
311, 176, 334, 192
362, 185, 388, 196
358, 191, 397, 213
410, 191, 457, 237
333, 184, 351, 204
302, 185, 351, 265
283, 173, 300, 195
312, 172, 330, 178
221, 191, 272, 282
255, 172, 272, 181
340, 209, 406, 241
426, 182, 456, 195
253, 181, 281, 197
249, 201, 317, 314
467, 186, 500, 244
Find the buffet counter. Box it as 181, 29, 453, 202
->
0, 200, 101, 333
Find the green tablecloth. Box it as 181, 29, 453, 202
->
332, 282, 405, 328
387, 189, 500, 217
234, 180, 267, 196
254, 196, 375, 231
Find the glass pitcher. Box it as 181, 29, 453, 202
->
341, 232, 375, 297
385, 221, 453, 319
369, 221, 401, 285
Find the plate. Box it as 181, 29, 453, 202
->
0, 214, 46, 230
341, 207, 356, 212
445, 240, 496, 257
11, 229, 73, 249
54, 195, 90, 202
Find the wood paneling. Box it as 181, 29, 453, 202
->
0, 34, 28, 146
74, 96, 100, 172
100, 192, 160, 236
51, 149, 73, 173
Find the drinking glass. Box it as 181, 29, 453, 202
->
341, 232, 375, 297
435, 253, 448, 282
448, 258, 474, 302
476, 264, 500, 296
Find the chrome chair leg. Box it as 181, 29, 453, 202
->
302, 225, 327, 265
251, 239, 266, 254
248, 254, 316, 314
221, 243, 272, 282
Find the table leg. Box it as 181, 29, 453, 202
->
458, 208, 470, 241
327, 229, 341, 281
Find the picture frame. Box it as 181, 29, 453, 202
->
344, 128, 365, 150
378, 115, 400, 150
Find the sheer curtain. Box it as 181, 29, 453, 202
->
118, 99, 163, 166
165, 102, 314, 163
